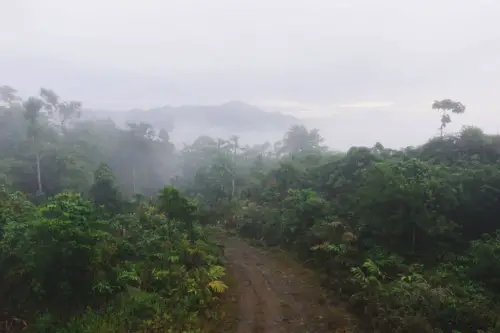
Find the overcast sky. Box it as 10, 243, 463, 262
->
2, 0, 500, 144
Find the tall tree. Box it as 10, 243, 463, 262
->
280, 125, 324, 155
0, 85, 19, 106
228, 135, 240, 199
89, 163, 122, 214
23, 97, 45, 195
432, 99, 466, 137
40, 88, 82, 133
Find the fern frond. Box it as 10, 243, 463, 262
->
208, 265, 226, 279
362, 259, 381, 276
207, 280, 228, 293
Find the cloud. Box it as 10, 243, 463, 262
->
337, 101, 395, 109
254, 100, 309, 109
255, 99, 398, 118
254, 99, 333, 118
1, 0, 500, 130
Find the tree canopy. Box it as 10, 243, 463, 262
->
2, 85, 500, 333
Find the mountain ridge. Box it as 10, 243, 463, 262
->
81, 100, 302, 146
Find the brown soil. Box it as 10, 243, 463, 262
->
214, 235, 359, 333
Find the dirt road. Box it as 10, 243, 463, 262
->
218, 236, 359, 333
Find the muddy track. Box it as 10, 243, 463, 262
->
220, 236, 358, 333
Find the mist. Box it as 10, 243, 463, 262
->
2, 0, 500, 151
4, 2, 500, 331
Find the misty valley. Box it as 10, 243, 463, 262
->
1, 86, 500, 333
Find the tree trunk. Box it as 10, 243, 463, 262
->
232, 143, 236, 200
36, 151, 43, 195
412, 226, 416, 254
132, 167, 137, 193
61, 120, 67, 135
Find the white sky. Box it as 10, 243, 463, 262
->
1, 0, 500, 140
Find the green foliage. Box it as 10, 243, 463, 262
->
0, 87, 177, 200
89, 163, 123, 215
278, 124, 325, 155
432, 99, 466, 137
356, 159, 460, 256
183, 121, 500, 333
158, 186, 197, 221
4, 84, 500, 333
0, 163, 225, 333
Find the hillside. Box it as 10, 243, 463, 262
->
4, 85, 500, 333
82, 101, 301, 146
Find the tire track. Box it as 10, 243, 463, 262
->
221, 236, 359, 333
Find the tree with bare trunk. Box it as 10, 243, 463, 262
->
432, 99, 466, 137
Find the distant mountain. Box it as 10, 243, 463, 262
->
82, 101, 302, 146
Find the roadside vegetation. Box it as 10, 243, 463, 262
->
177, 99, 500, 333
0, 86, 227, 332
2, 84, 499, 333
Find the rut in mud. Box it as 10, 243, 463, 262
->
218, 236, 359, 333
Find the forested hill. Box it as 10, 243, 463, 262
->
82, 101, 301, 146
4, 83, 500, 333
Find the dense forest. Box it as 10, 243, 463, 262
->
2, 84, 500, 333
175, 98, 500, 333
0, 85, 228, 332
